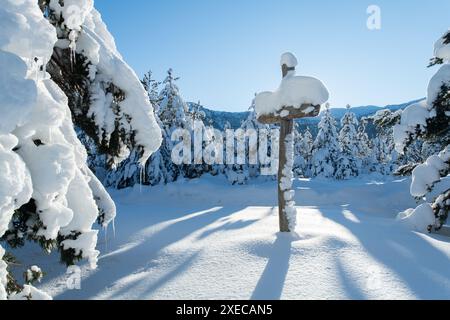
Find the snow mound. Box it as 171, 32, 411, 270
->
411, 147, 450, 198
8, 284, 52, 300
397, 204, 435, 233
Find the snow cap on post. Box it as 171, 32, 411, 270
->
280, 52, 298, 68
255, 52, 330, 122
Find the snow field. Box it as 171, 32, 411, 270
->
16, 176, 450, 300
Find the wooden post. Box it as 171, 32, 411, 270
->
257, 62, 322, 233
277, 64, 296, 232
278, 118, 294, 232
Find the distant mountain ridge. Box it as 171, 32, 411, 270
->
187, 102, 249, 130
188, 98, 424, 131
317, 98, 424, 120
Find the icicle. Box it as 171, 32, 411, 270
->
69, 46, 76, 72
68, 31, 78, 72
103, 225, 108, 253
112, 218, 116, 240
139, 165, 144, 194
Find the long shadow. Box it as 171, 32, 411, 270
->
251, 233, 294, 300
324, 206, 450, 299
335, 258, 367, 300
103, 251, 201, 300
138, 251, 201, 299
54, 205, 258, 299
197, 219, 260, 240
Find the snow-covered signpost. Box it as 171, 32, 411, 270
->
255, 53, 329, 232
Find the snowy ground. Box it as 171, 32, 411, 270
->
12, 175, 450, 300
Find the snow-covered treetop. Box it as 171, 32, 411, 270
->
341, 105, 358, 127
280, 52, 298, 68
255, 53, 329, 117
158, 69, 189, 130
42, 0, 162, 167
394, 30, 450, 153
434, 31, 450, 63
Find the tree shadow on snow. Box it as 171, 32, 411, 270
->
53, 205, 259, 300
196, 218, 261, 240
251, 233, 296, 300
334, 257, 368, 300
323, 206, 450, 299
99, 251, 202, 300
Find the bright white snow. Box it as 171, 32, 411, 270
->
397, 205, 436, 233
410, 147, 450, 198
13, 175, 450, 300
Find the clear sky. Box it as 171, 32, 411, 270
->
95, 0, 450, 112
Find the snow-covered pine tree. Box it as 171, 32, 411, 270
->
299, 127, 314, 178
395, 30, 450, 231
293, 125, 306, 177
142, 70, 163, 108
374, 107, 427, 174
41, 0, 161, 168
140, 71, 175, 185
157, 69, 200, 180
159, 69, 190, 131
1, 0, 161, 299
356, 118, 372, 174
224, 97, 271, 184
371, 109, 401, 174
336, 105, 361, 179
105, 70, 178, 188
190, 101, 215, 177
311, 104, 340, 178
372, 137, 396, 174
222, 121, 243, 184
145, 117, 177, 186
107, 69, 212, 188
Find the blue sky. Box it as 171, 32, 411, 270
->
95, 0, 450, 112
